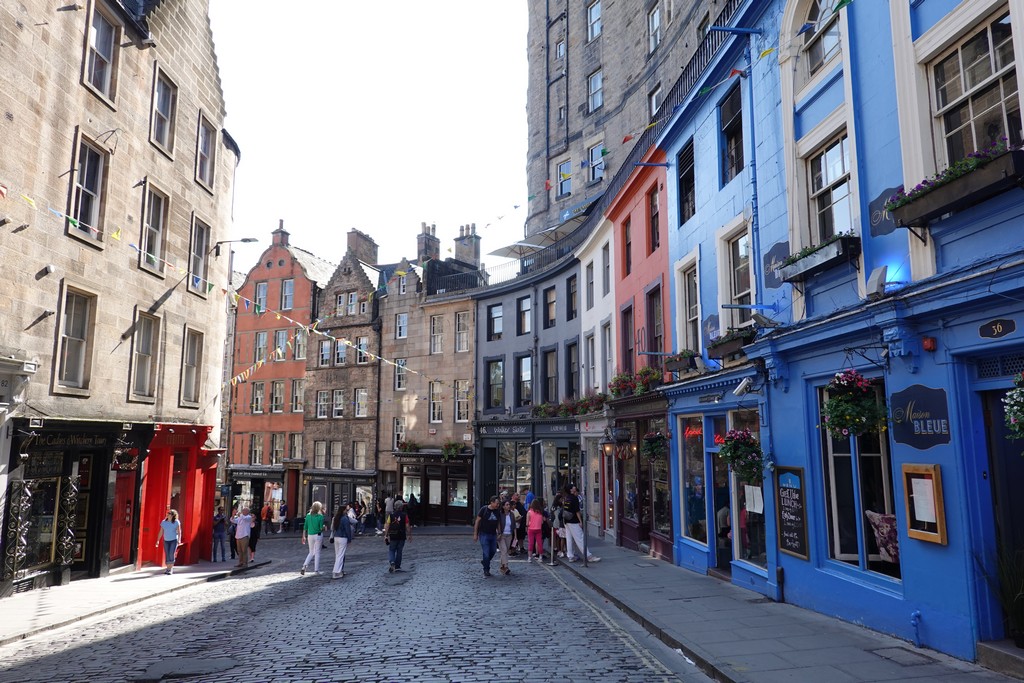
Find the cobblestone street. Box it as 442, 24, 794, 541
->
0, 533, 709, 683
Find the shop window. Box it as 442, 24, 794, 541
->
681, 416, 707, 543
821, 384, 901, 579
651, 417, 672, 537
623, 451, 638, 522
448, 478, 469, 507
730, 410, 766, 567
23, 477, 60, 570
498, 441, 533, 496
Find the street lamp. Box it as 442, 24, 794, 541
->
211, 237, 257, 257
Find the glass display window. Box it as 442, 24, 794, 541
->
680, 416, 707, 543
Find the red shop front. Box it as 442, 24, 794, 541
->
138, 424, 218, 567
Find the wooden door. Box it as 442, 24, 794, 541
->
109, 471, 135, 565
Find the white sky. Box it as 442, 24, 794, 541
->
207, 1, 529, 273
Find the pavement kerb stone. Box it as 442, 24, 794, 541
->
558, 559, 742, 683
0, 560, 271, 648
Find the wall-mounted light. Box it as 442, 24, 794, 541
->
211, 237, 257, 257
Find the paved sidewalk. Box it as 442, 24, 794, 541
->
556, 533, 1017, 682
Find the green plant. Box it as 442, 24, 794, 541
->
634, 366, 662, 394
609, 373, 636, 398
978, 547, 1024, 638
666, 349, 697, 364
532, 402, 559, 418
820, 369, 887, 439
780, 230, 855, 267
640, 431, 668, 462
718, 429, 765, 483
396, 440, 419, 453
1003, 373, 1024, 441
440, 440, 463, 461
709, 327, 757, 348
884, 138, 1010, 212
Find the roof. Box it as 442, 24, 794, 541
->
231, 270, 247, 291
287, 246, 336, 289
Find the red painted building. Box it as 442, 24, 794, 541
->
227, 225, 335, 524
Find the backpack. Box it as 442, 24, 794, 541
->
387, 513, 407, 540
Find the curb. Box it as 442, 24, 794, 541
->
557, 560, 739, 683
0, 560, 271, 648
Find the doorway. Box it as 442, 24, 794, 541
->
110, 471, 135, 566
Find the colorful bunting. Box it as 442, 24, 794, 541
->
729, 68, 746, 78
833, 0, 851, 10
759, 47, 776, 59
797, 22, 815, 35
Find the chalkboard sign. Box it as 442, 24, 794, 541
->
776, 466, 809, 560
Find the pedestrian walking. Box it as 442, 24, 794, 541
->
562, 484, 599, 563
331, 503, 354, 579
510, 492, 527, 555
300, 501, 326, 575
384, 499, 411, 572
375, 498, 386, 535
550, 494, 567, 558
228, 507, 238, 560
526, 497, 546, 561
497, 500, 518, 575
248, 507, 262, 562
232, 507, 253, 567
212, 506, 228, 562
261, 501, 273, 535
278, 500, 289, 533
407, 493, 419, 528
473, 496, 501, 577
156, 509, 182, 575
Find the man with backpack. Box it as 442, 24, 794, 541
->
473, 496, 501, 577
261, 502, 273, 534
384, 498, 411, 573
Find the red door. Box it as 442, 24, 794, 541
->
110, 472, 135, 565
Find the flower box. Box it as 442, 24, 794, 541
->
665, 356, 696, 372
707, 330, 757, 360
892, 150, 1024, 228
777, 235, 861, 284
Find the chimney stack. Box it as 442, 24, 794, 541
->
453, 222, 481, 268
417, 221, 440, 263
272, 219, 289, 247
346, 228, 379, 265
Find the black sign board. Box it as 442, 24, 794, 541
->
890, 384, 951, 450
776, 466, 808, 560
868, 186, 900, 237
980, 318, 1015, 339
763, 241, 791, 290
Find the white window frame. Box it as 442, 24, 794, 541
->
72, 138, 105, 239
587, 0, 602, 41
334, 340, 347, 365
585, 334, 597, 392
808, 133, 853, 245
195, 114, 216, 188
291, 379, 304, 413
270, 433, 284, 466
430, 315, 443, 353
319, 340, 331, 366
648, 6, 662, 53
333, 389, 345, 418
347, 292, 357, 316
85, 5, 118, 100
330, 441, 344, 469
131, 312, 159, 398
396, 312, 408, 339
356, 336, 369, 364
336, 293, 345, 316
314, 441, 327, 468
141, 185, 167, 273
249, 434, 263, 466
675, 254, 702, 353
181, 328, 203, 404
394, 417, 406, 450
151, 68, 177, 153
395, 359, 407, 390
353, 441, 367, 470
557, 159, 572, 196
280, 279, 294, 310
429, 381, 443, 423
588, 70, 603, 112
254, 282, 268, 311
399, 275, 407, 294
188, 218, 210, 294
254, 331, 267, 363
316, 390, 329, 419
649, 84, 664, 117
251, 382, 265, 414
270, 380, 284, 413
294, 328, 307, 360
273, 329, 288, 361
58, 288, 94, 390
456, 311, 470, 352
715, 216, 755, 331
355, 388, 369, 417
289, 433, 302, 461
588, 143, 605, 182
455, 379, 470, 422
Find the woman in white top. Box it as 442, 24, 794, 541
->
156, 509, 182, 575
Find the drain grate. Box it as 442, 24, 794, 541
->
871, 647, 936, 666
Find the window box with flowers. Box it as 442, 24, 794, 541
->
575, 392, 609, 415
640, 430, 668, 463
665, 350, 698, 372
440, 440, 464, 462
634, 365, 663, 395
886, 142, 1024, 229
718, 429, 767, 484
776, 232, 861, 284
1002, 372, 1024, 444
532, 403, 559, 418
396, 440, 420, 453
707, 328, 757, 360
820, 369, 887, 439
609, 372, 637, 398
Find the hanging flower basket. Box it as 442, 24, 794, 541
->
820, 369, 887, 439
718, 429, 764, 484
640, 431, 668, 462
1002, 373, 1024, 443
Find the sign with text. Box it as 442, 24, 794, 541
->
890, 385, 951, 450
979, 318, 1015, 339
775, 467, 808, 560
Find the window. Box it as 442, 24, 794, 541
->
557, 159, 572, 196
273, 330, 288, 360
291, 379, 304, 413
314, 441, 327, 468
649, 188, 660, 252
729, 231, 753, 326
182, 329, 202, 403
196, 115, 216, 187
585, 263, 595, 310
249, 435, 263, 466
316, 390, 329, 419
355, 388, 368, 417
487, 359, 504, 408
141, 186, 167, 271
456, 311, 470, 351
678, 139, 696, 224
270, 380, 284, 413
188, 219, 210, 293
559, 105, 566, 121
455, 379, 470, 422
588, 70, 603, 113
353, 441, 367, 470
809, 134, 852, 244
331, 442, 344, 469
567, 276, 578, 320
543, 350, 558, 403
586, 335, 596, 391
347, 292, 357, 316
360, 301, 368, 314
270, 434, 284, 466
623, 219, 632, 276
356, 336, 369, 363
398, 275, 407, 294
280, 279, 294, 310
681, 415, 706, 542
251, 382, 266, 414
588, 144, 605, 182
289, 433, 302, 461
59, 290, 92, 389
621, 307, 634, 374
697, 13, 710, 39
587, 1, 602, 41
544, 287, 556, 328
72, 140, 105, 238
602, 323, 613, 390
429, 381, 443, 423
395, 358, 407, 390
721, 85, 744, 184
648, 6, 662, 53
517, 296, 532, 335
934, 12, 1020, 164
556, 39, 566, 58
333, 389, 345, 418
683, 266, 700, 352
602, 243, 610, 295
516, 356, 532, 406
649, 84, 663, 117
335, 293, 345, 316
804, 2, 840, 77
254, 282, 268, 311
487, 304, 503, 341
647, 287, 664, 370
334, 340, 347, 365
396, 313, 408, 339
132, 313, 158, 397
86, 9, 117, 98
253, 331, 267, 363
394, 418, 406, 450
430, 315, 443, 354
151, 70, 177, 152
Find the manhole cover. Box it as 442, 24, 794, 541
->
871, 647, 936, 666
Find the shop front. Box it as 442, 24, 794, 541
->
229, 465, 285, 527
579, 413, 612, 539
395, 451, 474, 526
476, 419, 581, 510
303, 470, 375, 521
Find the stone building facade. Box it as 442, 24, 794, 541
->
0, 0, 237, 593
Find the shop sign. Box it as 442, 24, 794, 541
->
112, 449, 140, 471
24, 452, 63, 479
32, 433, 110, 449
890, 385, 951, 450
775, 467, 808, 560
979, 318, 1015, 339
479, 425, 529, 435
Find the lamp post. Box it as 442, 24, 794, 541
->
211, 237, 257, 257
